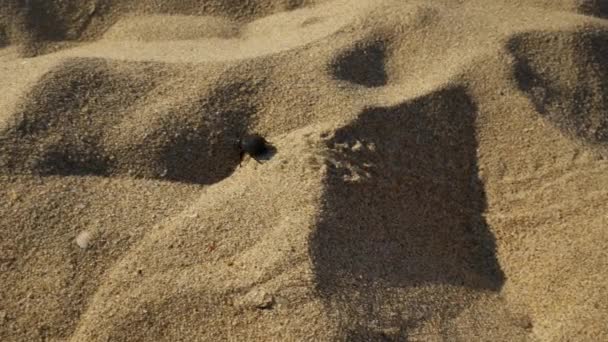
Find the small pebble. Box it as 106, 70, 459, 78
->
352, 140, 363, 152
243, 290, 275, 310
256, 294, 275, 310
75, 231, 93, 249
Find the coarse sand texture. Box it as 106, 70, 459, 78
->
1, 0, 607, 341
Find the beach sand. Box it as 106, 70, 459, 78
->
1, 0, 607, 340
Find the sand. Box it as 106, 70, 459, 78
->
1, 0, 607, 341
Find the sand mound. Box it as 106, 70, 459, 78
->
0, 58, 261, 184
1, 0, 607, 341
0, 0, 324, 56
509, 28, 608, 146
103, 15, 240, 41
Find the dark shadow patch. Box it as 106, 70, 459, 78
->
16, 0, 111, 56
134, 79, 258, 184
331, 39, 389, 87
309, 87, 504, 337
285, 0, 307, 11
23, 0, 69, 42
251, 144, 278, 163
508, 29, 608, 145
19, 0, 102, 44
344, 325, 410, 342
133, 102, 254, 185
33, 146, 110, 177
0, 25, 7, 47
579, 0, 608, 18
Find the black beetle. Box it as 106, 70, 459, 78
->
237, 133, 271, 165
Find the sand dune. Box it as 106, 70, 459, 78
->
1, 0, 607, 341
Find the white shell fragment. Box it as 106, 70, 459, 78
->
75, 231, 93, 249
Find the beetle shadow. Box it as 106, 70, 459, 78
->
255, 143, 278, 162
239, 141, 277, 165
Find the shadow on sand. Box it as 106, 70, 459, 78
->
309, 86, 504, 340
